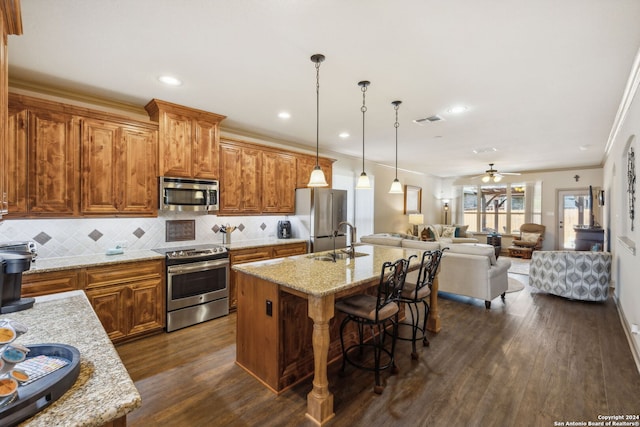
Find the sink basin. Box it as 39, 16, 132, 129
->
307, 251, 369, 261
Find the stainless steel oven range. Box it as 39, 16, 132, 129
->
153, 244, 229, 332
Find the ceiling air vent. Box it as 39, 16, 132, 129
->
413, 115, 445, 125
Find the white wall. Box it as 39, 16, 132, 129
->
603, 50, 640, 366
453, 167, 603, 250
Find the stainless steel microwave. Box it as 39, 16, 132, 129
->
159, 177, 219, 212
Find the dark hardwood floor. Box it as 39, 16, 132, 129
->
116, 274, 640, 427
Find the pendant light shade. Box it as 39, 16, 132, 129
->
356, 80, 371, 189
307, 54, 329, 187
389, 100, 404, 194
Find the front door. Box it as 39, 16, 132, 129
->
557, 189, 592, 249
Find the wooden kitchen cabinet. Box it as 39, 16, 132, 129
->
296, 154, 333, 189
219, 139, 262, 214
262, 151, 296, 213
145, 98, 226, 179
5, 97, 80, 217
84, 260, 165, 343
81, 118, 158, 216
228, 242, 307, 310
21, 269, 82, 298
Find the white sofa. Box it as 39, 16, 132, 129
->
359, 233, 511, 309
423, 224, 479, 244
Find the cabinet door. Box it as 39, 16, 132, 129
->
28, 109, 78, 215
159, 110, 192, 177
241, 147, 262, 214
5, 108, 28, 215
296, 154, 332, 189
81, 119, 120, 214
126, 278, 165, 338
219, 143, 243, 213
119, 126, 158, 214
262, 152, 296, 213
86, 285, 128, 342
228, 247, 272, 310
193, 119, 219, 179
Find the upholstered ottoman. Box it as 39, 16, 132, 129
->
529, 251, 611, 301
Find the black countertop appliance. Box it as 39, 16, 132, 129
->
0, 249, 34, 314
277, 220, 291, 239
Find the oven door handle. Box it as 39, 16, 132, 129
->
167, 259, 229, 274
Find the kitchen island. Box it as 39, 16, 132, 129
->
232, 244, 431, 426
4, 290, 141, 426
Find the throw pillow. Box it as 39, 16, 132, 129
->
441, 226, 457, 239
427, 226, 437, 241
521, 232, 540, 243
453, 224, 469, 237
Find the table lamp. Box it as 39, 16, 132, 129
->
408, 214, 424, 236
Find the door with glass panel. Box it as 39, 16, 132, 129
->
557, 189, 591, 249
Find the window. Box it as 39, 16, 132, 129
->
462, 182, 538, 235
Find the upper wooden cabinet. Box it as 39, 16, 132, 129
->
296, 155, 333, 189
219, 139, 262, 214
6, 93, 160, 218
145, 99, 226, 179
219, 137, 334, 215
262, 151, 296, 213
81, 118, 158, 216
27, 108, 80, 216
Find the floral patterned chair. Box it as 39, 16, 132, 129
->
529, 251, 611, 302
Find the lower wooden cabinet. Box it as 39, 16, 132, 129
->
21, 269, 81, 298
228, 242, 307, 310
85, 260, 165, 343
21, 259, 165, 344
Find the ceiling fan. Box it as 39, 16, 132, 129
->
473, 163, 521, 183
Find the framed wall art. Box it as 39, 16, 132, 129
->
404, 185, 422, 214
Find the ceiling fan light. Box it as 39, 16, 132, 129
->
356, 172, 371, 189
308, 165, 328, 187
389, 179, 403, 194
482, 175, 490, 183
494, 175, 503, 182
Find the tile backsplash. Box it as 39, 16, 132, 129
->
0, 212, 295, 259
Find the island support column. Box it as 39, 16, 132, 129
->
305, 294, 335, 425
427, 276, 441, 333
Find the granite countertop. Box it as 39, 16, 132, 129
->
222, 238, 307, 251
23, 250, 164, 275
5, 291, 141, 426
23, 239, 307, 275
232, 244, 423, 297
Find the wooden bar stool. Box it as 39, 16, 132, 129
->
335, 256, 414, 394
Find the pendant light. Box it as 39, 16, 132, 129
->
307, 54, 329, 187
388, 100, 404, 194
356, 80, 371, 189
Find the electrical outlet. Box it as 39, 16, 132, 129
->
632, 323, 639, 335
115, 241, 128, 248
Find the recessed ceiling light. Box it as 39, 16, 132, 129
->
278, 111, 291, 119
472, 147, 498, 154
158, 75, 182, 86
579, 145, 590, 151
447, 105, 468, 114
339, 132, 350, 139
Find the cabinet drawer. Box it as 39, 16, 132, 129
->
21, 269, 82, 297
273, 243, 307, 258
230, 249, 272, 264
85, 260, 164, 289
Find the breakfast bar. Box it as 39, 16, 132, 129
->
232, 244, 432, 425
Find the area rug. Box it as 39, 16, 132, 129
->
506, 274, 526, 293
507, 257, 530, 276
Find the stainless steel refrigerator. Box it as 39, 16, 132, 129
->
295, 188, 348, 253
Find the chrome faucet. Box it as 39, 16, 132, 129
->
335, 221, 357, 259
